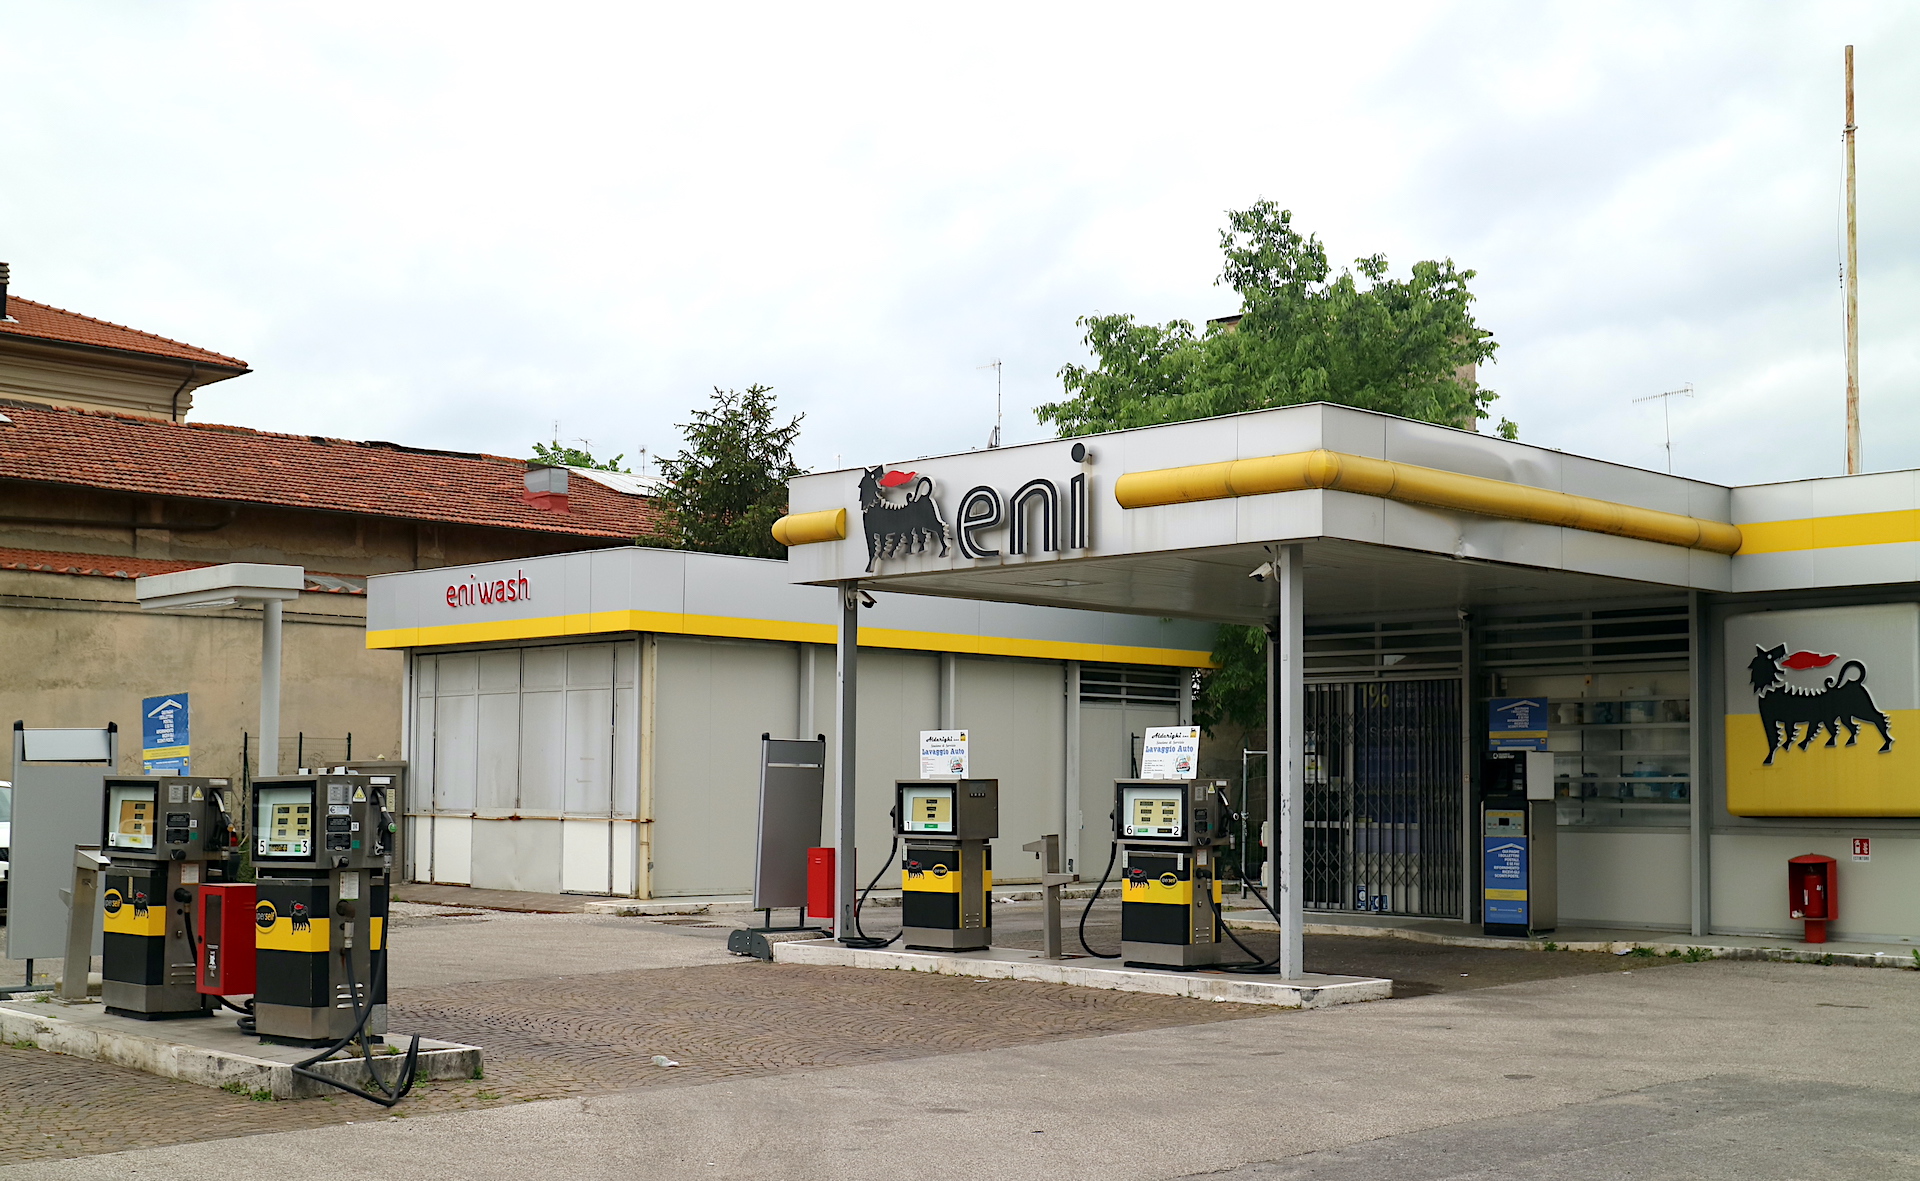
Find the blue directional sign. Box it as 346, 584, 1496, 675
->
142, 693, 190, 775
1489, 697, 1549, 751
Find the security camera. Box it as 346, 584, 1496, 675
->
858, 590, 877, 609
1249, 562, 1274, 582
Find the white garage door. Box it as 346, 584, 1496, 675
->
409, 641, 639, 895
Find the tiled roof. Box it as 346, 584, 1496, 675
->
0, 403, 667, 540
0, 546, 365, 594
0, 297, 249, 370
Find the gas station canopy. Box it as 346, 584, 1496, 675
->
779, 403, 1739, 619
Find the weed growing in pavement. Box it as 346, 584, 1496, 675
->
1664, 948, 1683, 958
471, 1065, 485, 1079
220, 1082, 249, 1096
1627, 946, 1657, 958
1820, 953, 1836, 966
9, 1038, 36, 1050
1911, 949, 1920, 970
1541, 941, 1560, 952
476, 1090, 501, 1101
248, 1088, 274, 1101
1683, 947, 1713, 963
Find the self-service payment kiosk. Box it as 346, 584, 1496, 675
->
896, 778, 997, 950
100, 776, 237, 1018
249, 773, 397, 1045
1481, 751, 1557, 937
1115, 779, 1229, 967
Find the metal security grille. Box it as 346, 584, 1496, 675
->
1305, 679, 1462, 917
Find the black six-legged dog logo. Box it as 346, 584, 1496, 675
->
858, 467, 950, 572
1748, 644, 1894, 766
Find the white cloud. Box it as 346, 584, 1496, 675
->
1, 1, 1913, 485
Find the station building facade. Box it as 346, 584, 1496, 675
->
365, 547, 1214, 898
776, 403, 1920, 948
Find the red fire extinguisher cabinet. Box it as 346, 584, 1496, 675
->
1787, 854, 1837, 944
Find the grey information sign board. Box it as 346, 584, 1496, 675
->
8, 724, 117, 962
752, 736, 826, 911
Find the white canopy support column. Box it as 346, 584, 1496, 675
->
1266, 544, 1305, 979
833, 580, 861, 942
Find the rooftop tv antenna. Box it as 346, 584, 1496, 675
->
1843, 44, 1861, 474
979, 359, 1002, 448
1634, 383, 1693, 473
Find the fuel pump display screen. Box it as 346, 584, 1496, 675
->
106, 783, 157, 851
257, 785, 315, 858
1122, 786, 1184, 838
903, 787, 954, 833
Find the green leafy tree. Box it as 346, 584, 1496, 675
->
1040, 203, 1508, 731
639, 384, 803, 560
531, 439, 629, 472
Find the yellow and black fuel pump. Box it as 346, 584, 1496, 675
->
897, 778, 997, 951
249, 773, 396, 1046
1115, 778, 1230, 968
100, 775, 237, 1019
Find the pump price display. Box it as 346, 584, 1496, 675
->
257, 786, 315, 857
107, 784, 157, 850
1122, 787, 1183, 837
904, 788, 954, 832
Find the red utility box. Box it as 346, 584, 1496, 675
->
1787, 854, 1838, 944
806, 847, 836, 920
196, 883, 257, 995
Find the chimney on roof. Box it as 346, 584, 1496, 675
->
523, 462, 570, 513
0, 262, 9, 322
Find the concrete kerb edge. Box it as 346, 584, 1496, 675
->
768, 940, 1392, 1008
584, 886, 1100, 918
1222, 915, 1920, 970
0, 1001, 482, 1099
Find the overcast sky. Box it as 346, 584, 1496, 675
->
3, 3, 1914, 487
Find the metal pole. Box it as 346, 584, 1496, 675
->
1063, 661, 1080, 874
1268, 545, 1305, 978
260, 599, 283, 777
834, 581, 860, 942
1844, 44, 1860, 474
1688, 591, 1710, 937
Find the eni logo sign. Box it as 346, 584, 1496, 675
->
446, 570, 530, 609
858, 442, 1093, 572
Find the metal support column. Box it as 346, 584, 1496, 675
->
1063, 661, 1080, 874
1459, 609, 1478, 924
260, 598, 283, 777
938, 652, 957, 729
1267, 544, 1305, 978
833, 581, 861, 942
1688, 590, 1710, 937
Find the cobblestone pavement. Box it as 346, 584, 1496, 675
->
0, 899, 1691, 1169
0, 958, 1271, 1167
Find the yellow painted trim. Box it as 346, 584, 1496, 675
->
771, 507, 847, 546
368, 610, 1213, 668
257, 915, 332, 954
1735, 509, 1920, 556
1484, 888, 1528, 901
103, 891, 168, 937
1113, 449, 1744, 555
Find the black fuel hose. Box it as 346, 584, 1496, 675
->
1206, 790, 1292, 973
1075, 843, 1121, 959
290, 941, 421, 1107
841, 834, 901, 949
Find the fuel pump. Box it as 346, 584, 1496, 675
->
1481, 751, 1558, 937
1114, 778, 1229, 968
896, 778, 997, 951
248, 773, 397, 1044
100, 775, 237, 1019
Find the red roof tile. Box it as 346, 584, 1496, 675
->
0, 403, 666, 540
0, 546, 364, 593
0, 297, 249, 370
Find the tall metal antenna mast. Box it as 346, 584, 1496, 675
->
1844, 44, 1861, 474
979, 359, 1003, 448
1633, 383, 1694, 473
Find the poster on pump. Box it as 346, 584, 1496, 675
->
1723, 603, 1920, 816
919, 730, 968, 778
1141, 726, 1200, 780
